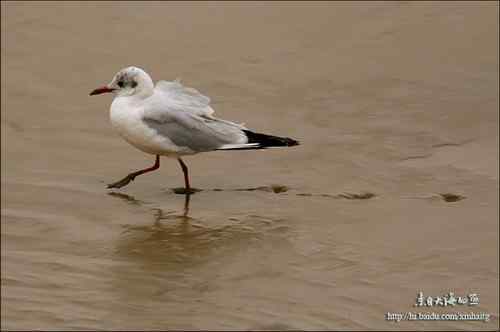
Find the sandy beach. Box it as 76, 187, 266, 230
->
1, 1, 498, 330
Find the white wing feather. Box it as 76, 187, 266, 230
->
142, 80, 251, 153
155, 79, 214, 117
154, 79, 246, 128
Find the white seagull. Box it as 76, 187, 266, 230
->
90, 66, 299, 193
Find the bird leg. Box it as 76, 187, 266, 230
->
107, 155, 160, 189
176, 157, 194, 194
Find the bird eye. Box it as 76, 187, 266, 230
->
117, 81, 124, 88
131, 81, 138, 88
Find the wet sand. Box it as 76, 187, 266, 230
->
1, 1, 498, 330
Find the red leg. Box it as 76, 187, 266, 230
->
177, 157, 191, 191
107, 155, 160, 189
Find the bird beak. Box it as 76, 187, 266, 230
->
89, 86, 115, 96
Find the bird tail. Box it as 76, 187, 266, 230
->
217, 130, 300, 150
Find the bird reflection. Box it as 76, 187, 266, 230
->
107, 189, 292, 278
114, 207, 264, 270
183, 193, 191, 216
108, 184, 291, 218
108, 191, 146, 206
108, 190, 192, 217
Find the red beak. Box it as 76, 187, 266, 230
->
89, 86, 115, 96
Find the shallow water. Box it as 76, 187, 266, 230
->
1, 2, 499, 330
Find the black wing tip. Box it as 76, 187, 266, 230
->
285, 137, 300, 147
243, 130, 300, 148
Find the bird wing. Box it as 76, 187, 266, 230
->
143, 83, 249, 152
154, 79, 215, 117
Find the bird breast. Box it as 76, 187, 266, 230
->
109, 97, 181, 156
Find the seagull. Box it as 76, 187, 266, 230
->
90, 66, 299, 193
